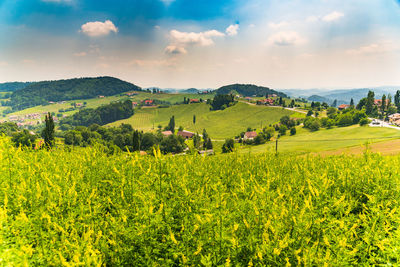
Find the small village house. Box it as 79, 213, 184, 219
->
244, 131, 258, 140
177, 130, 195, 139
338, 104, 350, 111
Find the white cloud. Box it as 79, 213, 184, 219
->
346, 43, 397, 55
73, 52, 87, 57
165, 45, 187, 55
0, 61, 8, 67
268, 31, 306, 46
80, 20, 118, 37
268, 21, 289, 29
322, 11, 344, 22
165, 29, 224, 55
226, 24, 239, 36
169, 29, 225, 47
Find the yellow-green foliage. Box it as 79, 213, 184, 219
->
0, 137, 400, 265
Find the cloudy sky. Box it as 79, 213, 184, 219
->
1, 0, 400, 89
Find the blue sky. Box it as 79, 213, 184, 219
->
1, 0, 400, 89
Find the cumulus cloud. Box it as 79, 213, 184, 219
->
80, 20, 118, 37
165, 45, 187, 55
322, 11, 344, 22
226, 24, 239, 36
169, 29, 224, 46
165, 29, 224, 55
268, 21, 289, 29
268, 31, 306, 46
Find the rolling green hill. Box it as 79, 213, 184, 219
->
109, 102, 302, 139
10, 76, 141, 111
242, 125, 400, 154
0, 82, 32, 92
216, 84, 287, 97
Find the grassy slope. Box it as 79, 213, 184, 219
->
242, 125, 400, 154
109, 102, 302, 139
3, 92, 214, 119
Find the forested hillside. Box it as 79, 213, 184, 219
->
0, 82, 32, 92
216, 84, 287, 97
9, 77, 141, 110
60, 100, 134, 127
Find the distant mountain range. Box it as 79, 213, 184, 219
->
282, 86, 400, 104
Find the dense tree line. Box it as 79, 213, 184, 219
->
303, 107, 368, 131
0, 82, 32, 92
216, 84, 287, 97
209, 94, 236, 110
63, 124, 187, 154
60, 100, 134, 128
9, 77, 141, 110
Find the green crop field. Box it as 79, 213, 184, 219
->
1, 137, 400, 265
110, 102, 303, 139
242, 125, 400, 154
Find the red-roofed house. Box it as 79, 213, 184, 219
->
190, 99, 200, 103
177, 130, 195, 139
244, 131, 258, 140
374, 99, 389, 106
338, 104, 350, 110
143, 99, 154, 106
162, 131, 173, 137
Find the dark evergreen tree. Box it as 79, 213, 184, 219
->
366, 91, 375, 115
167, 116, 175, 133
132, 130, 141, 151
381, 94, 386, 113
395, 90, 400, 112
193, 115, 196, 125
350, 98, 354, 106
42, 112, 55, 148
332, 99, 337, 107
222, 138, 234, 153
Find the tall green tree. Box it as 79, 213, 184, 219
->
42, 112, 55, 148
132, 130, 141, 151
193, 115, 196, 125
395, 90, 400, 112
381, 94, 386, 112
350, 98, 354, 107
167, 116, 175, 133
332, 99, 337, 108
366, 91, 375, 115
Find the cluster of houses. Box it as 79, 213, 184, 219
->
256, 99, 275, 105
4, 112, 60, 128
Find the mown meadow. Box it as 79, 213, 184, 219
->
1, 136, 400, 265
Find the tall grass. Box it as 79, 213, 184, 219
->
0, 137, 400, 265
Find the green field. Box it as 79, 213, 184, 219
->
109, 102, 302, 139
3, 92, 214, 120
2, 137, 400, 265
242, 125, 400, 154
